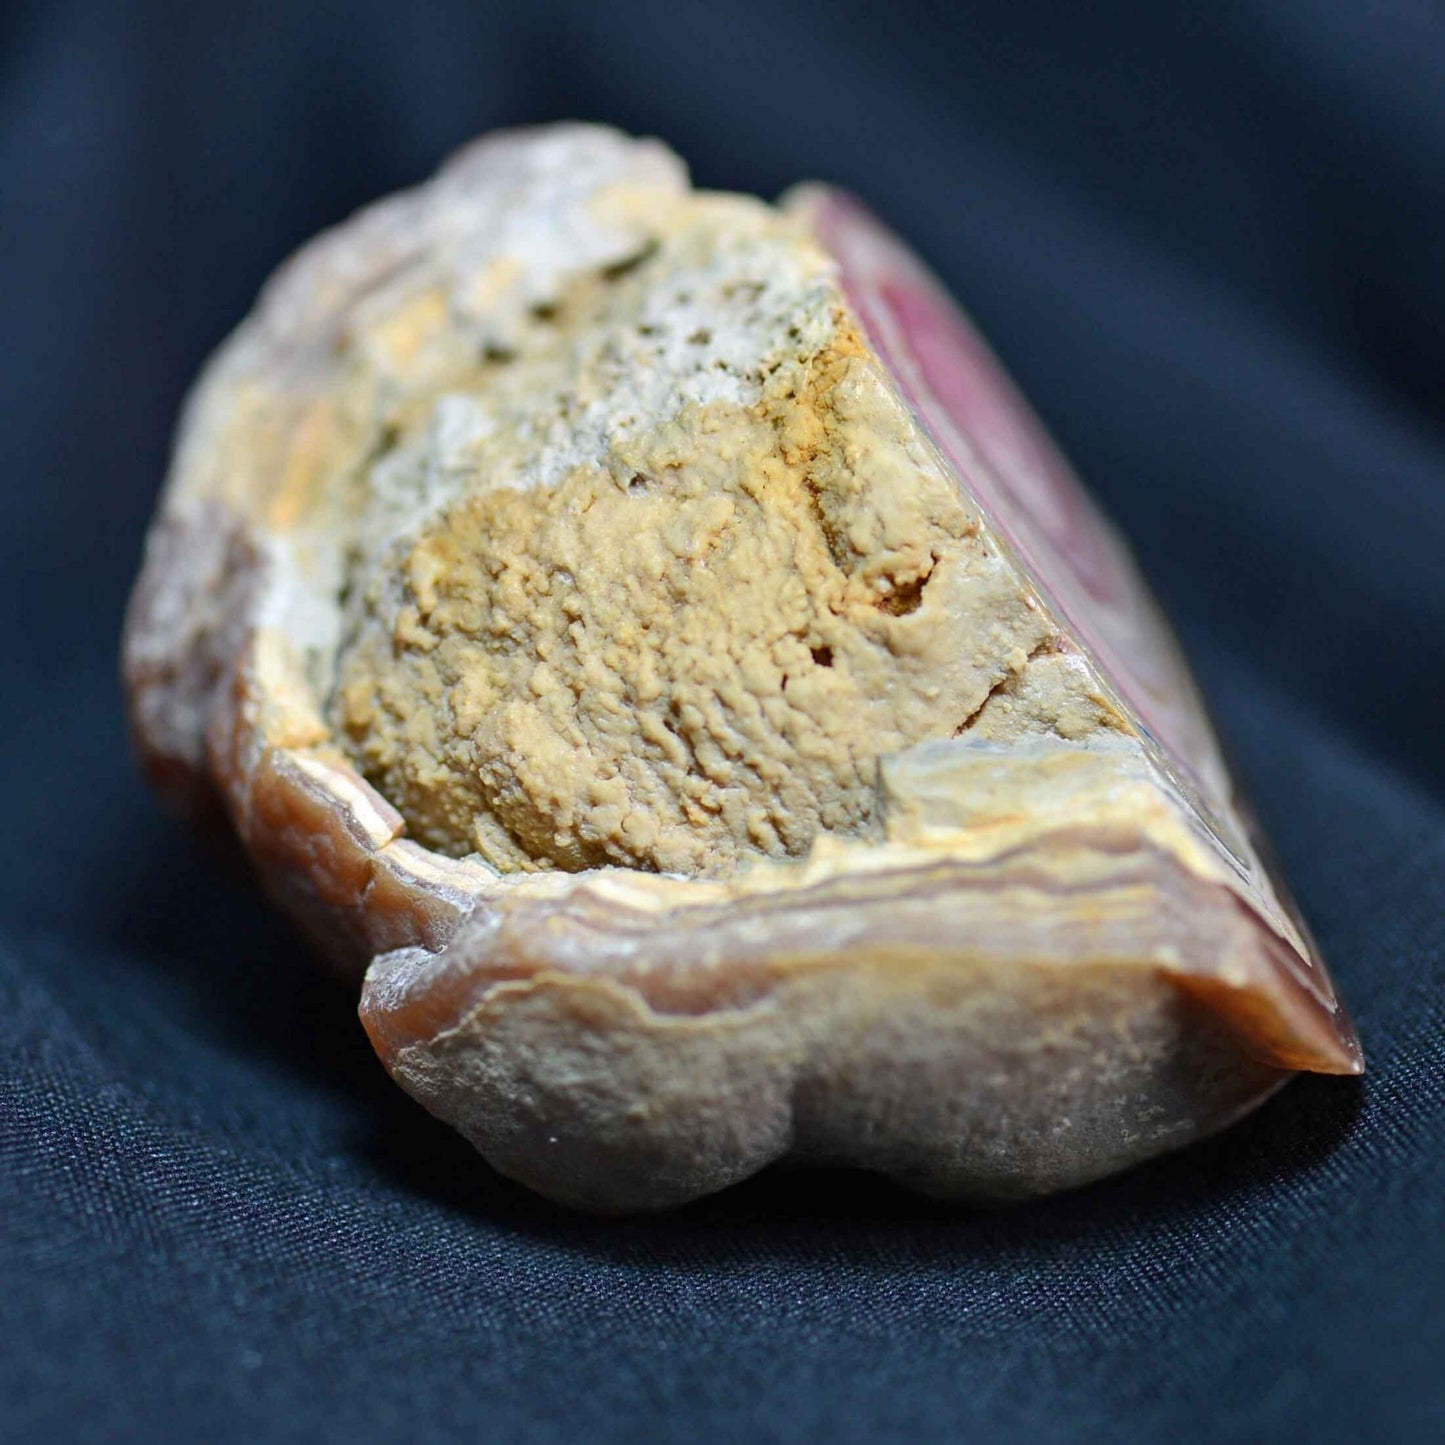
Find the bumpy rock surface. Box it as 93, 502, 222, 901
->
331, 190, 1116, 874
124, 124, 1360, 1213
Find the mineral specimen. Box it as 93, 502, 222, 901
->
124, 124, 1360, 1212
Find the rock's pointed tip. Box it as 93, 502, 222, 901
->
1181, 951, 1364, 1080
1321, 1006, 1366, 1076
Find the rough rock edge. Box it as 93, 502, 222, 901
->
122, 124, 1361, 1212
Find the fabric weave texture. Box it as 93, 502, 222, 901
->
3, 2, 1443, 1440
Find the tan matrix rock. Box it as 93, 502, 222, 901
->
124, 124, 1360, 1212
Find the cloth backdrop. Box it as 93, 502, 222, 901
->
3, 1, 1443, 1439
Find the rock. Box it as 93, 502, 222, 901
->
124, 123, 1360, 1213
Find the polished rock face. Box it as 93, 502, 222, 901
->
123, 124, 1360, 1214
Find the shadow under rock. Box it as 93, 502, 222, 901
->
105, 804, 555, 1208
103, 807, 407, 1108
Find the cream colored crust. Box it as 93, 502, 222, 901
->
336, 325, 1078, 873
122, 124, 1360, 1213
328, 175, 1124, 875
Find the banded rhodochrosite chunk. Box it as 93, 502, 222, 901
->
123, 124, 1360, 1214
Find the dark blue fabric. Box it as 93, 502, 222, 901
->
3, 2, 1443, 1439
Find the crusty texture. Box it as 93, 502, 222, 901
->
330, 187, 1112, 874
122, 123, 1360, 1213
334, 340, 1059, 873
